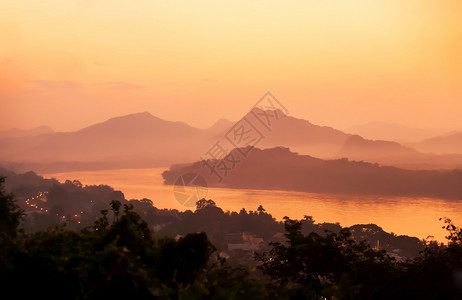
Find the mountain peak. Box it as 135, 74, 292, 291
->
123, 111, 155, 119
103, 111, 161, 123
249, 106, 288, 118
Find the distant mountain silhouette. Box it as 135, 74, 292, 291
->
411, 131, 462, 155
162, 147, 462, 199
216, 109, 462, 169
0, 112, 210, 172
338, 135, 462, 169
0, 109, 356, 172
2, 109, 462, 173
0, 125, 54, 139
338, 135, 418, 162
345, 122, 448, 143
217, 107, 351, 158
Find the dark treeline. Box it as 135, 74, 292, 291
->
163, 147, 462, 199
1, 176, 462, 299
2, 168, 424, 258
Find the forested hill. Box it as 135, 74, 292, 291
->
163, 147, 462, 199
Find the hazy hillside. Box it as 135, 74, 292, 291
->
218, 108, 352, 158
339, 134, 419, 157
338, 135, 462, 169
345, 122, 448, 143
0, 125, 54, 139
0, 109, 358, 172
2, 109, 462, 173
0, 112, 211, 172
411, 131, 462, 155
216, 109, 462, 169
162, 147, 462, 199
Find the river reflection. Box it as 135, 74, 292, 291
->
42, 168, 462, 243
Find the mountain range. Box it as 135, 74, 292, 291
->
410, 132, 462, 155
345, 122, 451, 143
1, 109, 462, 173
0, 125, 54, 139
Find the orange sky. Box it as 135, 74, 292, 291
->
1, 0, 461, 132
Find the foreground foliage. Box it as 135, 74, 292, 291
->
1, 201, 215, 299
1, 176, 462, 299
256, 217, 462, 299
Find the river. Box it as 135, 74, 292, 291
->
42, 167, 462, 243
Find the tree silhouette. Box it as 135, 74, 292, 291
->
257, 205, 266, 214
0, 176, 24, 270
195, 198, 216, 210
110, 199, 122, 222
255, 217, 399, 298
0, 177, 23, 242
440, 217, 462, 244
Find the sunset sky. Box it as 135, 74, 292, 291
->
1, 0, 461, 132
